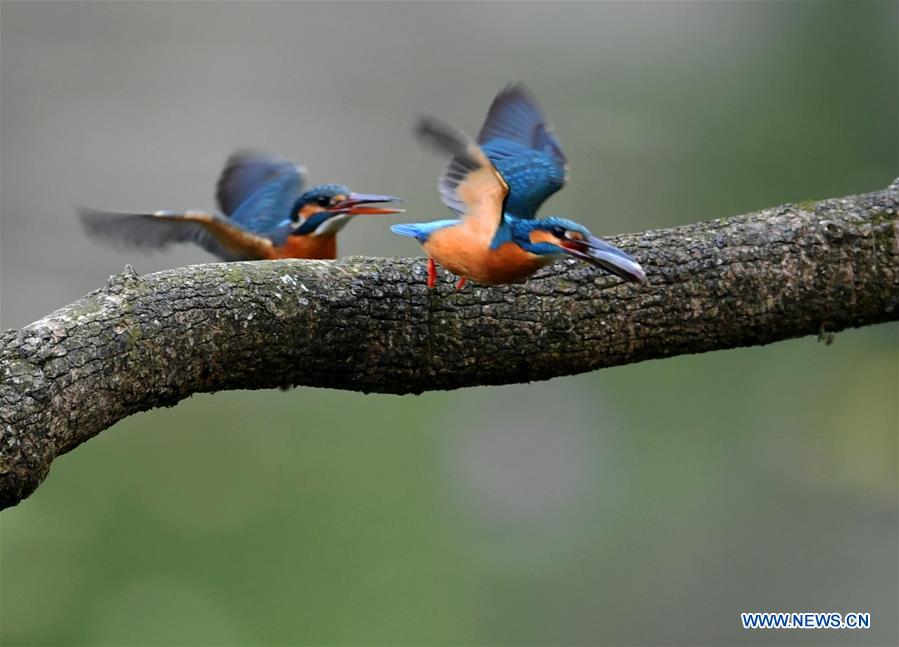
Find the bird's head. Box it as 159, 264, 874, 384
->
290, 184, 403, 236
506, 216, 647, 284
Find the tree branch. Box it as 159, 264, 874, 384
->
2, 180, 898, 509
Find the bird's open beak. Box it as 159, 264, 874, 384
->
560, 236, 647, 285
334, 193, 404, 215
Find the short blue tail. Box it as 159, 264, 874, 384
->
390, 223, 424, 240
390, 219, 459, 243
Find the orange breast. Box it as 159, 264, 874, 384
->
424, 223, 550, 284
265, 235, 337, 260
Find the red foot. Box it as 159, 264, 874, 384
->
427, 258, 437, 289
454, 277, 467, 291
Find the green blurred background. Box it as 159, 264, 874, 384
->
1, 1, 896, 645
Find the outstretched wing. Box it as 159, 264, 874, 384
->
78, 208, 276, 261
414, 115, 508, 232
216, 150, 306, 215
477, 84, 568, 219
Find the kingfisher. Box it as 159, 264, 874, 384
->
79, 150, 403, 261
391, 85, 646, 289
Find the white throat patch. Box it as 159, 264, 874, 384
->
314, 214, 352, 236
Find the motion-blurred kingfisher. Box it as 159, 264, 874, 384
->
391, 85, 646, 289
80, 150, 403, 261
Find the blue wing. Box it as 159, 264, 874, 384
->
227, 167, 303, 245
216, 150, 306, 217
215, 151, 306, 233
477, 84, 568, 219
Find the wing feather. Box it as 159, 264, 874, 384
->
215, 150, 306, 216
227, 170, 301, 245
414, 116, 508, 230
477, 84, 568, 219
78, 208, 274, 261
477, 84, 567, 168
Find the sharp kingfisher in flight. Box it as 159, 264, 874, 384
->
391, 85, 646, 289
80, 150, 403, 261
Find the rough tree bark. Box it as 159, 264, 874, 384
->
2, 180, 898, 509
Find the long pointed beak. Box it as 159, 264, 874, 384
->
561, 236, 647, 285
335, 193, 404, 215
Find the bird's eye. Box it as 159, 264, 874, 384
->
552, 227, 567, 238
315, 196, 331, 207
